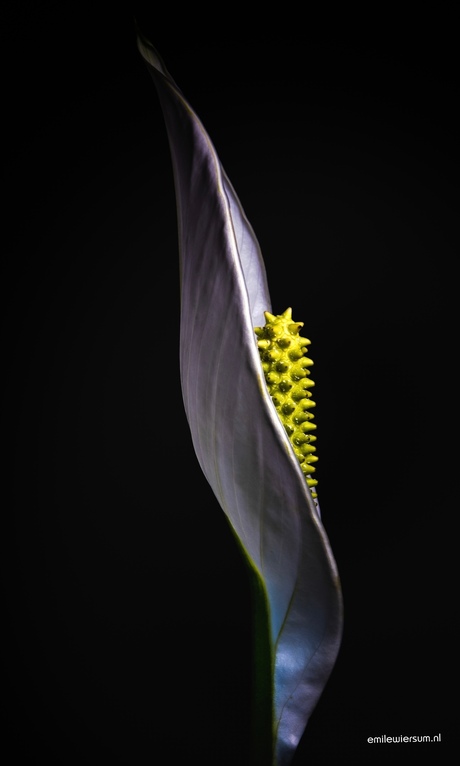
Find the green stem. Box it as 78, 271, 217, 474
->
246, 557, 275, 766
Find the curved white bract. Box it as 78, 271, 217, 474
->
137, 35, 343, 766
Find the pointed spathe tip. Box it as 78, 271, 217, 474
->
136, 27, 168, 77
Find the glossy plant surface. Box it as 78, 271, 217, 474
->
137, 34, 343, 766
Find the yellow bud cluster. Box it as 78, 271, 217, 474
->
255, 308, 318, 497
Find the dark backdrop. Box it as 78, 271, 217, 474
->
2, 5, 456, 765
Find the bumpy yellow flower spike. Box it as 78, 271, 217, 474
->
255, 308, 318, 498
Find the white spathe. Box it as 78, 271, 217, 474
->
137, 34, 343, 766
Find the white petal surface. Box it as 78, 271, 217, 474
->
137, 35, 343, 766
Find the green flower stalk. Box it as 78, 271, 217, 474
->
137, 33, 343, 766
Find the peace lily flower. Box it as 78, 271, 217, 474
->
137, 34, 343, 766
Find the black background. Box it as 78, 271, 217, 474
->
2, 5, 457, 765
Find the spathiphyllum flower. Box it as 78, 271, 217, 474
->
137, 34, 343, 766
